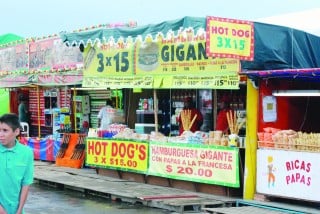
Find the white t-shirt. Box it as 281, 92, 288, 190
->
97, 105, 115, 129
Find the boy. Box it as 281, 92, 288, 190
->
0, 113, 34, 214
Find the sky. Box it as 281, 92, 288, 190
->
1, 0, 320, 38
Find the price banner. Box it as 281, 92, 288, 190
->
206, 16, 254, 61
161, 71, 239, 89
148, 142, 240, 187
82, 76, 153, 88
83, 42, 134, 77
86, 138, 148, 173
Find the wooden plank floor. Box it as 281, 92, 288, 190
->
203, 206, 286, 214
33, 161, 235, 213
34, 161, 320, 214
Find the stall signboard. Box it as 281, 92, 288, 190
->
29, 37, 83, 71
51, 38, 83, 70
82, 28, 240, 89
29, 38, 54, 70
135, 36, 240, 76
86, 138, 148, 173
257, 149, 320, 202
135, 33, 240, 89
206, 16, 254, 61
83, 40, 134, 77
0, 43, 28, 73
148, 142, 240, 187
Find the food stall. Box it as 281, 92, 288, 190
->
243, 71, 320, 203
61, 15, 320, 200
0, 35, 84, 163
60, 16, 254, 197
241, 21, 320, 202
0, 22, 138, 166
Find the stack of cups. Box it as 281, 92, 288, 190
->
209, 131, 223, 145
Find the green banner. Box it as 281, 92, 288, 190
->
0, 89, 9, 115
148, 142, 240, 187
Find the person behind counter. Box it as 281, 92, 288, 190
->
97, 99, 115, 130
177, 97, 203, 135
18, 94, 29, 124
216, 96, 233, 134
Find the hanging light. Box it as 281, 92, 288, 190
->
272, 90, 320, 96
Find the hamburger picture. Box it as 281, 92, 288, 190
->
138, 42, 159, 71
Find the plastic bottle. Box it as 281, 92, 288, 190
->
148, 98, 153, 110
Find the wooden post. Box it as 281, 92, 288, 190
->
73, 86, 77, 133
213, 89, 217, 130
37, 85, 41, 137
153, 89, 158, 133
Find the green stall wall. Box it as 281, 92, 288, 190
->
0, 89, 9, 115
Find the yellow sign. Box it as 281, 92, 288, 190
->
83, 42, 134, 77
206, 16, 254, 61
81, 29, 241, 89
148, 142, 240, 187
161, 71, 239, 89
86, 138, 149, 173
135, 38, 240, 76
82, 76, 153, 88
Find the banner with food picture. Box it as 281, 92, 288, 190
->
29, 37, 83, 71
135, 30, 240, 89
0, 43, 28, 73
82, 27, 240, 89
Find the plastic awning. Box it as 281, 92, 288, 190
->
61, 16, 320, 73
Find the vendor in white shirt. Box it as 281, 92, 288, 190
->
97, 99, 115, 130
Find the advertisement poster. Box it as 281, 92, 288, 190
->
86, 138, 148, 173
206, 16, 254, 61
29, 38, 54, 70
135, 37, 240, 76
148, 142, 240, 187
83, 41, 134, 77
29, 38, 83, 71
0, 43, 28, 72
82, 29, 240, 89
257, 149, 320, 201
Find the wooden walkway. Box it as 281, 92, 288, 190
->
34, 161, 235, 213
33, 161, 320, 214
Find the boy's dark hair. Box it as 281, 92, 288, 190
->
0, 113, 21, 131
